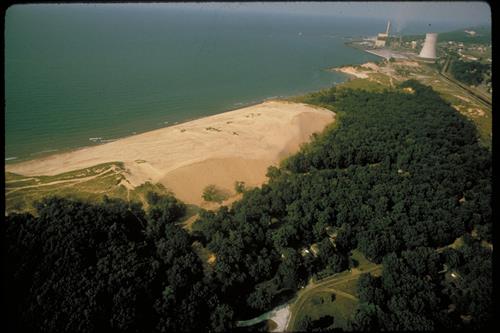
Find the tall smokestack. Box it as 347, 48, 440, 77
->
419, 33, 438, 59
386, 20, 391, 35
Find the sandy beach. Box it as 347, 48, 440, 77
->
6, 101, 335, 205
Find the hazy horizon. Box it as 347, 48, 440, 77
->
8, 2, 491, 33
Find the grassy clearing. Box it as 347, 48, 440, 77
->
331, 277, 360, 296
337, 77, 387, 92
295, 292, 358, 330
350, 249, 373, 271
288, 250, 382, 331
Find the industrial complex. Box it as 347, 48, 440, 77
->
360, 20, 439, 62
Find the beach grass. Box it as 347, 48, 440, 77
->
4, 162, 170, 214
339, 77, 387, 92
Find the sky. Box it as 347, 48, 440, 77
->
169, 2, 491, 27
11, 2, 491, 33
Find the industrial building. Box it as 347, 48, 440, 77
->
374, 21, 391, 48
419, 33, 438, 59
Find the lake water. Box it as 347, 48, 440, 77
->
5, 4, 455, 162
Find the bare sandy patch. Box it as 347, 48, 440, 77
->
361, 62, 380, 71
7, 101, 334, 205
269, 305, 291, 332
334, 66, 369, 79
161, 158, 273, 206
468, 107, 485, 117
457, 95, 471, 103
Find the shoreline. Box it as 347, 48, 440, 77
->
5, 98, 285, 166
6, 45, 375, 165
6, 101, 335, 205
4, 96, 314, 166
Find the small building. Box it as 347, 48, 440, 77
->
310, 243, 319, 257
300, 248, 311, 257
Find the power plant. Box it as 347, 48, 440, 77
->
419, 33, 438, 59
374, 20, 391, 48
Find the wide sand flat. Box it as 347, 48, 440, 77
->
6, 101, 334, 205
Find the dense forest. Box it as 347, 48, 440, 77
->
2, 80, 492, 331
450, 59, 490, 86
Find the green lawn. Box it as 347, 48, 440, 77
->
289, 249, 382, 331
295, 291, 358, 330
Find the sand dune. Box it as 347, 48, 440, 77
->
6, 101, 335, 205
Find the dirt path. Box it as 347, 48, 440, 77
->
5, 177, 36, 183
5, 166, 118, 194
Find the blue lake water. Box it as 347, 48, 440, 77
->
5, 4, 460, 162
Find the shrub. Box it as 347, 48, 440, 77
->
202, 185, 229, 203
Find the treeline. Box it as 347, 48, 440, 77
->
2, 80, 491, 331
439, 26, 491, 45
450, 59, 490, 86
402, 26, 491, 45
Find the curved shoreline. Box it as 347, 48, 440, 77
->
6, 101, 335, 205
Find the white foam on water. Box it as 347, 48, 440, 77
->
30, 149, 59, 156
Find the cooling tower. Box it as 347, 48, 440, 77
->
419, 33, 438, 59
